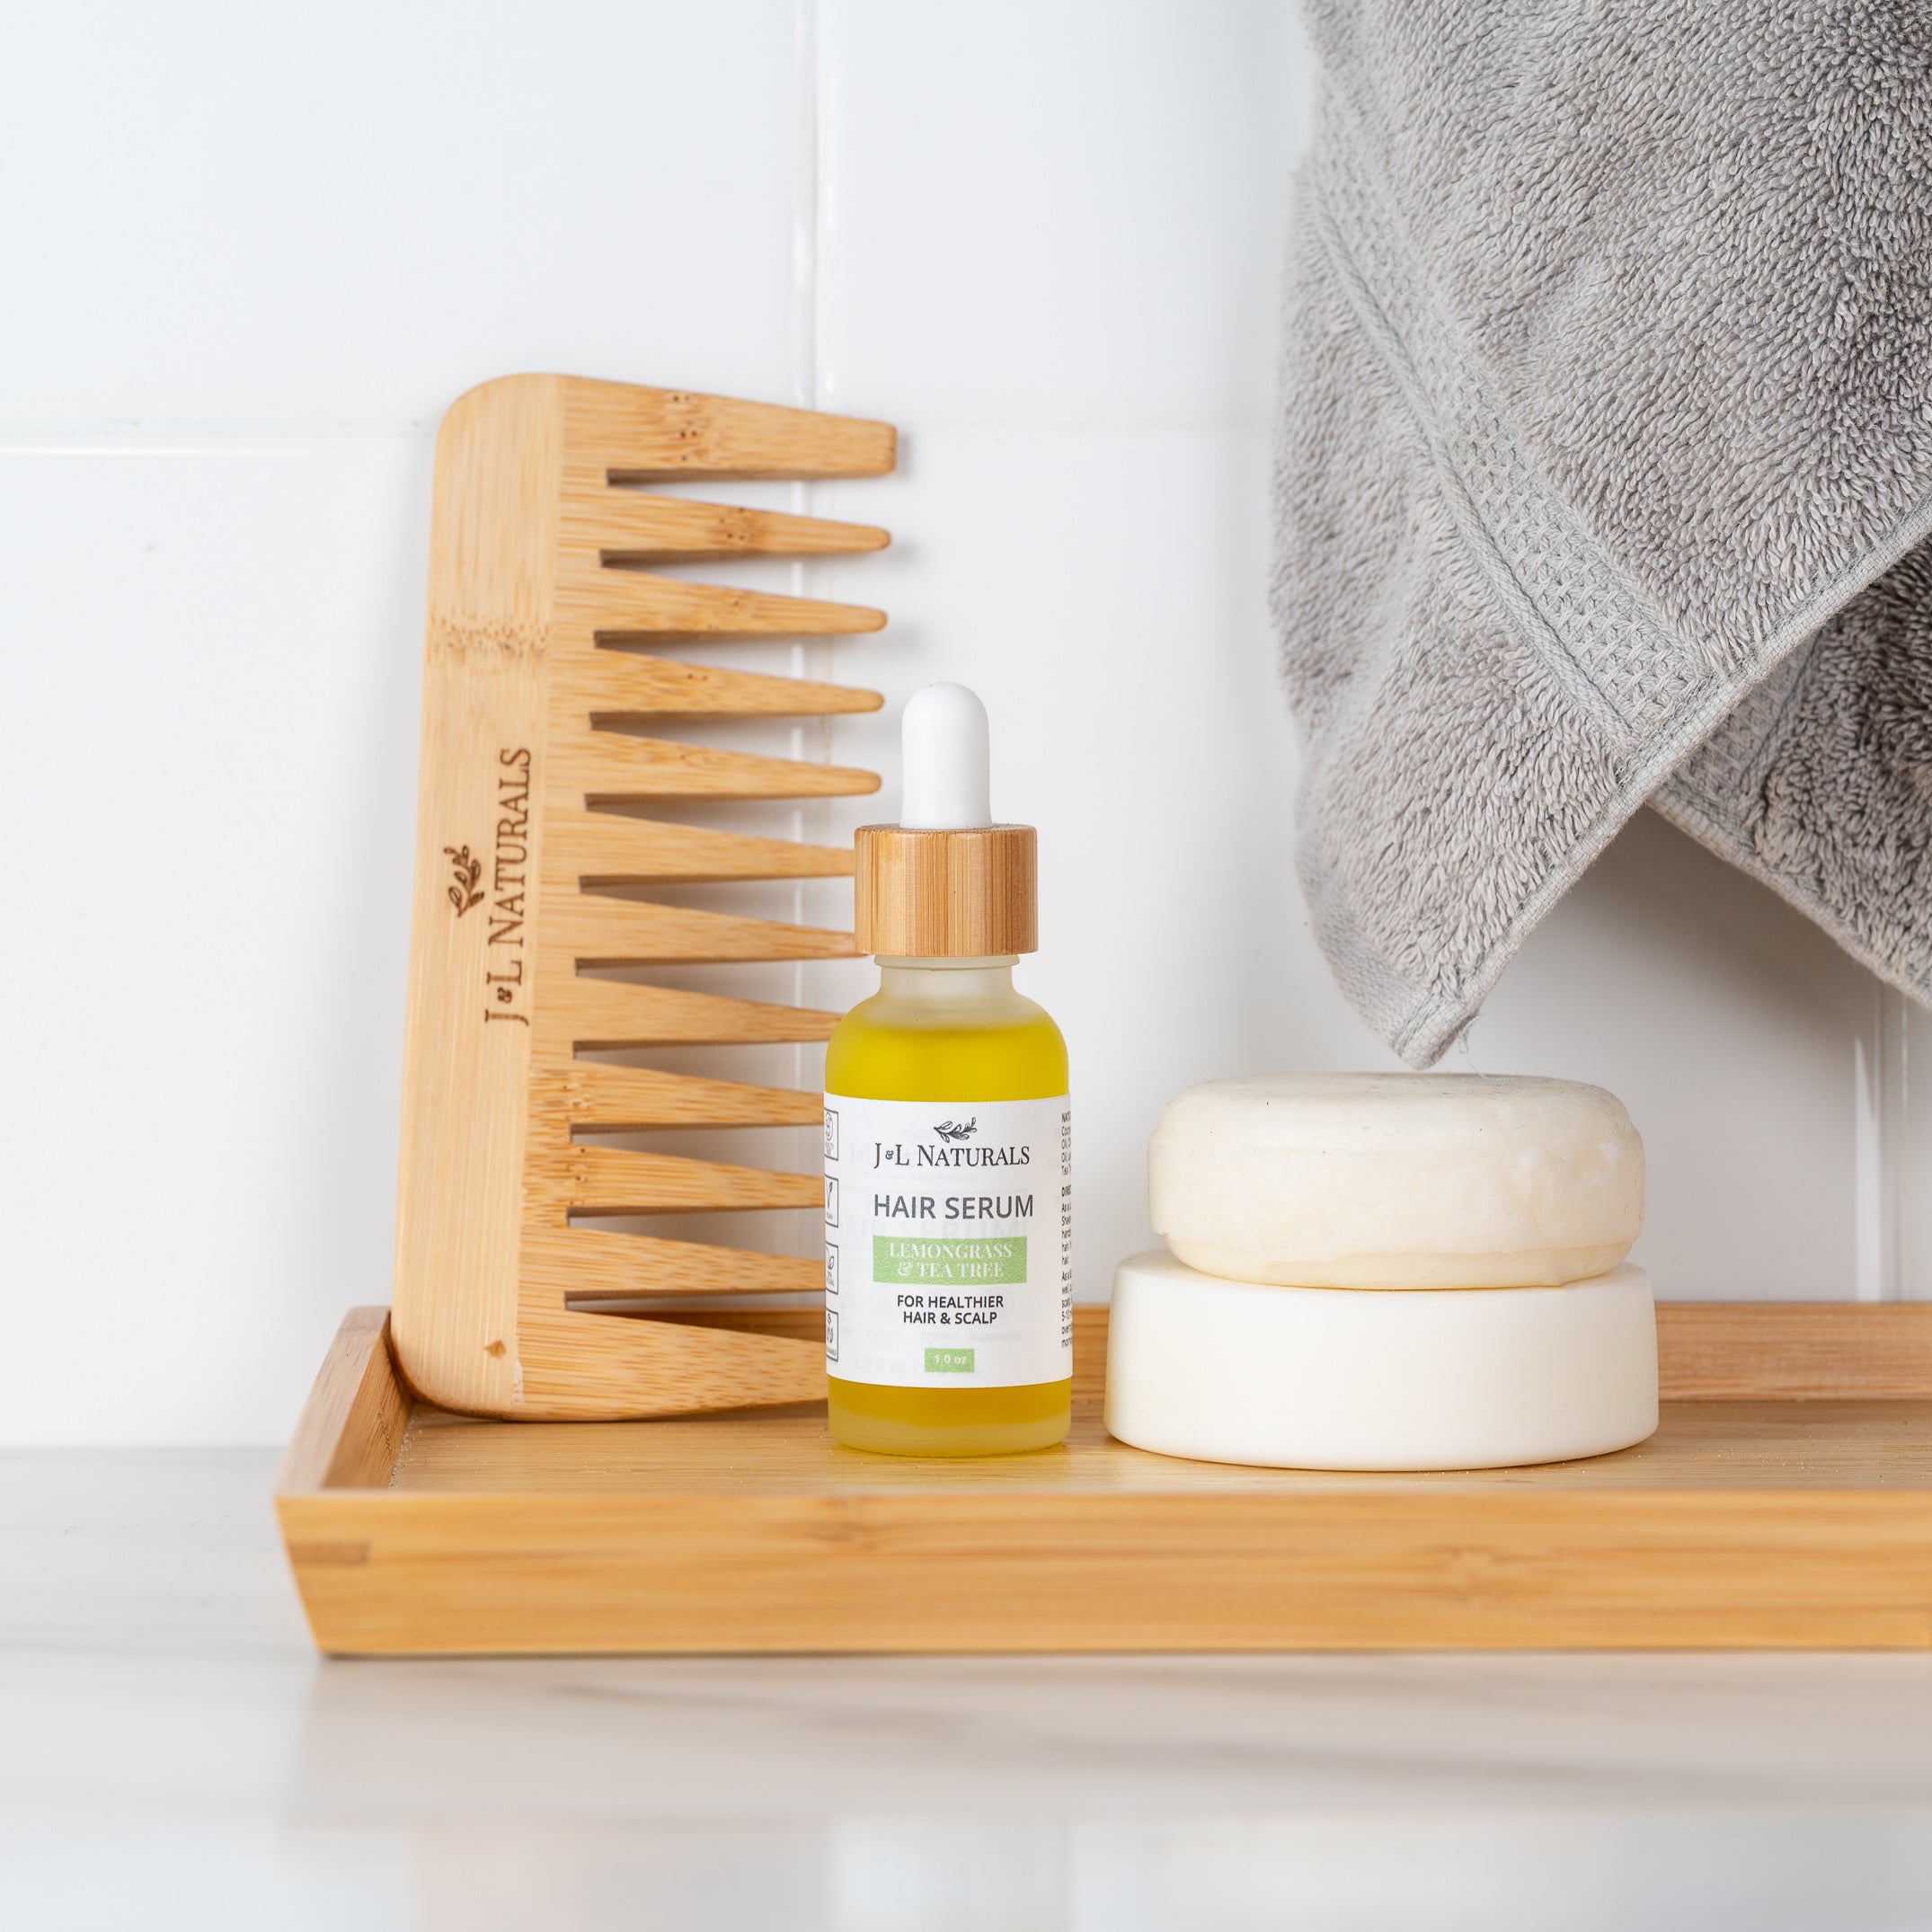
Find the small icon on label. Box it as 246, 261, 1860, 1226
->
824, 1108, 839, 1162
825, 1243, 839, 1294
824, 1177, 838, 1227
825, 1310, 839, 1361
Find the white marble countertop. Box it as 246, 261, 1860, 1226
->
5, 1449, 1932, 1930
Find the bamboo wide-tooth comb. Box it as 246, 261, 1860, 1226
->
392, 375, 891, 1420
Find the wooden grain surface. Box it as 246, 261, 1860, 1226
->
557, 651, 881, 718
275, 1305, 410, 1494
543, 893, 858, 964
279, 1302, 1932, 1655
391, 375, 888, 1425
855, 823, 1039, 958
1656, 1300, 1932, 1398
568, 1300, 1932, 1408
543, 809, 857, 883
391, 1401, 1932, 1497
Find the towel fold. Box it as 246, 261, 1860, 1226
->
1272, 0, 1932, 1066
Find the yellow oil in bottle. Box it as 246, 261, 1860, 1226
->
827, 681, 1069, 1456
826, 957, 1072, 1457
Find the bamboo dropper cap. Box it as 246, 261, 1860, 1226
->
854, 683, 1038, 958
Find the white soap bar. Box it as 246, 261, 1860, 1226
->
1149, 1072, 1643, 1289
1105, 1250, 1658, 1470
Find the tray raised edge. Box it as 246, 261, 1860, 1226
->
275, 1303, 1932, 1656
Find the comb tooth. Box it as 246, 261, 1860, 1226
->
563, 492, 890, 561
547, 893, 858, 964
518, 1297, 825, 1416
558, 570, 886, 641
541, 1062, 824, 1130
555, 729, 881, 801
539, 1146, 821, 1215
547, 811, 855, 883
546, 977, 841, 1048
538, 1227, 826, 1299
565, 380, 896, 480
554, 651, 883, 719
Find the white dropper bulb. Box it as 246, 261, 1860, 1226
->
900, 682, 992, 829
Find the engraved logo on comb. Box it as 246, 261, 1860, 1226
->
483, 748, 533, 1027
443, 845, 485, 916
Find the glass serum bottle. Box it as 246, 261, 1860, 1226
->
824, 684, 1072, 1457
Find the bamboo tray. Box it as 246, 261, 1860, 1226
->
277, 1303, 1932, 1653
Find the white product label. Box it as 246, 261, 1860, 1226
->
823, 1094, 1072, 1388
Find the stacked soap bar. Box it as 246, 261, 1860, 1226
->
1105, 1074, 1660, 1470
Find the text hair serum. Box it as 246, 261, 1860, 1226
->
823, 683, 1072, 1456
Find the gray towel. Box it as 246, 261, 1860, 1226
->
1272, 1, 1932, 1067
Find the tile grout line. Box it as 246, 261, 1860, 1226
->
1854, 981, 1908, 1299
791, 0, 829, 1097
1879, 984, 1909, 1298
791, 0, 822, 421
0, 426, 435, 451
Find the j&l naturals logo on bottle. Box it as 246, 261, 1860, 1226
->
869, 1120, 1033, 1171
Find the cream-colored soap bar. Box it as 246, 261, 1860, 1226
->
1149, 1072, 1643, 1289
1105, 1250, 1658, 1470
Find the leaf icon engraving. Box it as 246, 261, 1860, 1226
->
443, 845, 485, 915
934, 1118, 979, 1142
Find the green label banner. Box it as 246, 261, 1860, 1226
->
873, 1236, 1027, 1285
924, 1347, 976, 1374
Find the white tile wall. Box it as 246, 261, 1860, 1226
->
815, 0, 1307, 428
0, 0, 804, 425
4, 0, 1922, 1442
0, 441, 426, 1440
